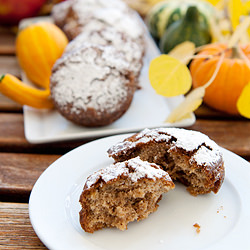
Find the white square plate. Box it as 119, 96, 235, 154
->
21, 18, 195, 143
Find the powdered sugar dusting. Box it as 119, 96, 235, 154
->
165, 128, 219, 152
51, 44, 131, 115
72, 0, 128, 19
65, 25, 143, 74
135, 128, 172, 143
93, 8, 144, 40
85, 157, 173, 189
108, 128, 172, 155
85, 162, 128, 189
70, 0, 144, 40
135, 128, 221, 153
190, 145, 222, 168
108, 129, 172, 156
52, 0, 72, 25
108, 128, 222, 168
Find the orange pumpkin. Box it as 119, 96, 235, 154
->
190, 43, 250, 115
16, 22, 68, 89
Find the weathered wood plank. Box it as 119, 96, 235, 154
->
0, 56, 21, 78
0, 31, 16, 55
188, 120, 250, 158
0, 113, 250, 157
0, 113, 25, 144
0, 94, 22, 112
195, 105, 238, 119
0, 55, 23, 111
0, 202, 46, 249
0, 113, 87, 154
0, 153, 60, 202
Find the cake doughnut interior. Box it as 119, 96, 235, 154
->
79, 157, 174, 233
108, 128, 225, 196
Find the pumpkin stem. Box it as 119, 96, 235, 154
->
0, 74, 5, 83
231, 46, 243, 59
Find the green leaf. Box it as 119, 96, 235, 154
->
0, 75, 5, 83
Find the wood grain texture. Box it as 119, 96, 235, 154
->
0, 54, 22, 111
0, 56, 21, 78
0, 113, 250, 157
0, 31, 16, 55
194, 105, 243, 119
188, 120, 250, 158
0, 94, 22, 112
0, 153, 60, 202
0, 202, 46, 249
0, 113, 88, 154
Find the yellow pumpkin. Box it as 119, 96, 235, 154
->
16, 22, 68, 89
0, 74, 54, 109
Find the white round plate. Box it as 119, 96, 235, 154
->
29, 134, 250, 250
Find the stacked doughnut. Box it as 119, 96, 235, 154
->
51, 0, 145, 127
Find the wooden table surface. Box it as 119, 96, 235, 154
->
0, 30, 250, 250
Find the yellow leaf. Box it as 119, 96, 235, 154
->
244, 1, 250, 38
149, 55, 192, 97
244, 0, 250, 9
168, 41, 196, 65
166, 87, 205, 123
228, 16, 250, 48
214, 0, 227, 10
228, 0, 246, 31
237, 82, 250, 119
203, 0, 221, 6
165, 50, 224, 123
210, 17, 226, 43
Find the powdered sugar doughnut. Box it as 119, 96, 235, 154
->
53, 0, 145, 43
65, 25, 144, 83
79, 157, 174, 233
51, 0, 72, 29
108, 127, 225, 195
50, 44, 136, 127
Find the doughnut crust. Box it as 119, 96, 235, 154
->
79, 157, 174, 233
50, 44, 136, 127
108, 128, 225, 196
52, 0, 145, 42
65, 26, 144, 83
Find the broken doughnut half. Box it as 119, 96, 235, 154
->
108, 128, 225, 196
79, 157, 174, 233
